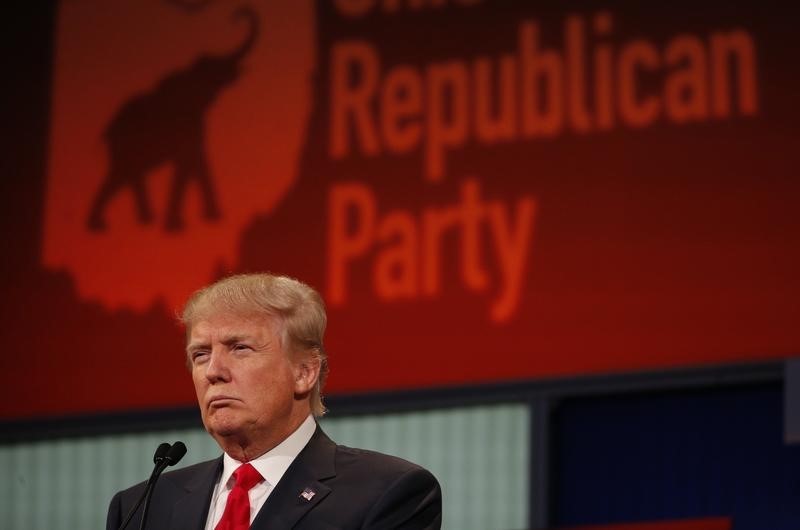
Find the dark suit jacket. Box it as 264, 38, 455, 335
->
107, 426, 442, 530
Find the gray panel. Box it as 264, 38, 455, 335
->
0, 428, 222, 530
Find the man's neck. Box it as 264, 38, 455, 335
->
216, 410, 313, 461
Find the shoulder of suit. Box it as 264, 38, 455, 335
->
326, 444, 440, 499
160, 457, 221, 482
127, 456, 222, 495
166, 457, 221, 474
333, 444, 431, 475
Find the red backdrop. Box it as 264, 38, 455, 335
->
3, 0, 797, 420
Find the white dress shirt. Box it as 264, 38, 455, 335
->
203, 415, 317, 530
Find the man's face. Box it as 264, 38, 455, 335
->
187, 311, 310, 453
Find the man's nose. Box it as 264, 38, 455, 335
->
205, 350, 231, 382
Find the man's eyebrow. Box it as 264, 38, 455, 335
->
186, 334, 252, 350
185, 341, 209, 354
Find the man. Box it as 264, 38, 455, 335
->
107, 273, 442, 530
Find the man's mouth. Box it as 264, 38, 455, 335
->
208, 395, 239, 407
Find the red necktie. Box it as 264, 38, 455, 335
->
215, 463, 264, 530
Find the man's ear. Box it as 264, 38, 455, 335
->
294, 353, 321, 395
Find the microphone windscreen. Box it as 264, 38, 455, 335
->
152, 442, 171, 464
164, 441, 187, 466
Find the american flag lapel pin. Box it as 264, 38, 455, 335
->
299, 487, 316, 501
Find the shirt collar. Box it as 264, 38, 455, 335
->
220, 414, 317, 489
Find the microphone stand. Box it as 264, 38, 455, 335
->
117, 441, 187, 530
139, 442, 187, 530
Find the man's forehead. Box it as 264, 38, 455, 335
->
187, 311, 279, 340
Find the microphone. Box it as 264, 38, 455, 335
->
117, 441, 188, 530
162, 441, 187, 466
152, 443, 170, 464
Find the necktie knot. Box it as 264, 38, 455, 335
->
233, 463, 262, 491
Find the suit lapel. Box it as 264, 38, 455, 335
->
251, 426, 337, 530
168, 457, 223, 530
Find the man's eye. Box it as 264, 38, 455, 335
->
233, 343, 250, 351
192, 351, 209, 362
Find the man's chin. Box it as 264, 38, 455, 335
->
204, 412, 245, 438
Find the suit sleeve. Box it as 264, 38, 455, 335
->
361, 466, 442, 530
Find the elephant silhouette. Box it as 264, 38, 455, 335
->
87, 7, 259, 232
